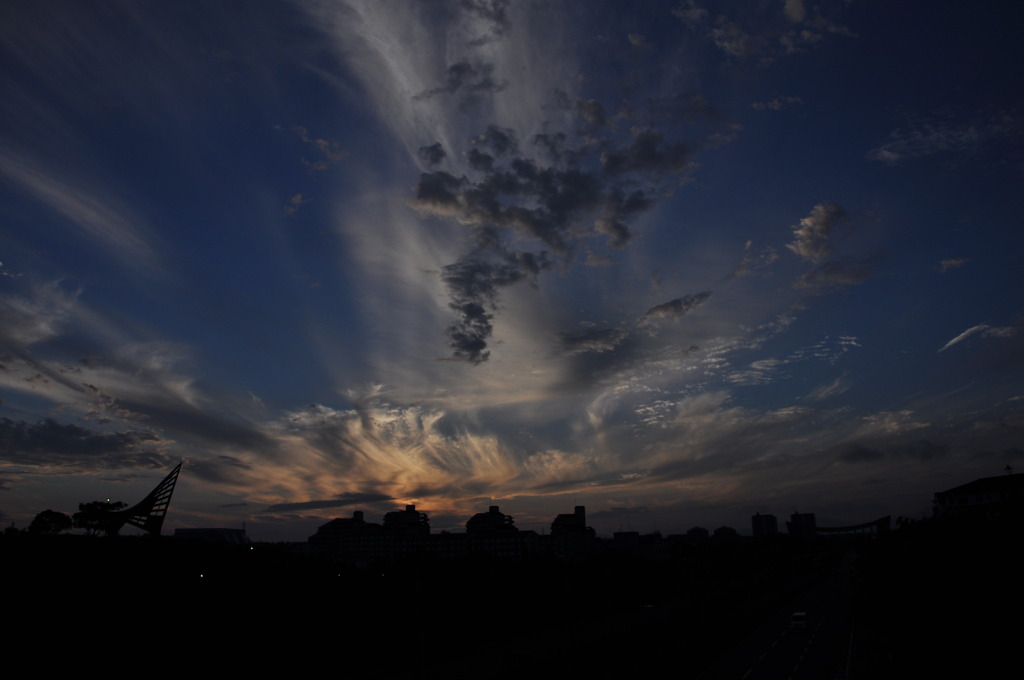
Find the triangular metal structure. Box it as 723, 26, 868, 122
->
117, 461, 183, 536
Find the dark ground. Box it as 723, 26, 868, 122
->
4, 517, 1020, 677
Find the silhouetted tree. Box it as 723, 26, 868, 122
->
29, 509, 72, 535
73, 500, 126, 537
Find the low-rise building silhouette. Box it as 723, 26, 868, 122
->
550, 505, 594, 537
549, 505, 596, 560
307, 510, 387, 566
933, 472, 1024, 522
465, 505, 535, 559
751, 513, 778, 537
308, 504, 594, 564
685, 526, 709, 542
383, 504, 430, 536
466, 505, 517, 535
787, 512, 817, 538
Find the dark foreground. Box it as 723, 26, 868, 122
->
4, 517, 1020, 677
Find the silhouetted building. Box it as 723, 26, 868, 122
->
934, 473, 1024, 522
308, 510, 382, 543
309, 510, 376, 539
383, 504, 431, 536
787, 512, 816, 538
466, 506, 517, 535
550, 506, 596, 560
751, 513, 778, 537
381, 504, 432, 561
308, 511, 387, 565
430, 531, 470, 560
308, 504, 604, 564
686, 526, 709, 542
713, 525, 739, 541
551, 506, 593, 536
465, 505, 529, 559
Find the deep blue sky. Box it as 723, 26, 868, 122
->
2, 0, 1022, 540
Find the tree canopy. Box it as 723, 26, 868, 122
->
73, 500, 127, 537
28, 509, 72, 535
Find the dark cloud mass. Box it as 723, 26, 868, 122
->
441, 245, 552, 363
678, 0, 854, 63
414, 113, 702, 361
184, 455, 253, 485
787, 202, 846, 264
418, 142, 447, 166
265, 492, 393, 513
414, 170, 467, 214
643, 291, 712, 322
414, 61, 507, 101
461, 0, 511, 45
600, 130, 690, 177
554, 91, 609, 127
785, 202, 878, 292
558, 327, 629, 355
474, 125, 518, 156
576, 98, 608, 126
597, 188, 653, 248
842, 439, 950, 464
467, 148, 494, 171
0, 417, 166, 467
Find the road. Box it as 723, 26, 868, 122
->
698, 551, 857, 679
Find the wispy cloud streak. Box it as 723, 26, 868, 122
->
939, 324, 1015, 352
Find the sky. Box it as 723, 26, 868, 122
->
2, 0, 1023, 541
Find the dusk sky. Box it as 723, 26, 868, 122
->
2, 0, 1023, 541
